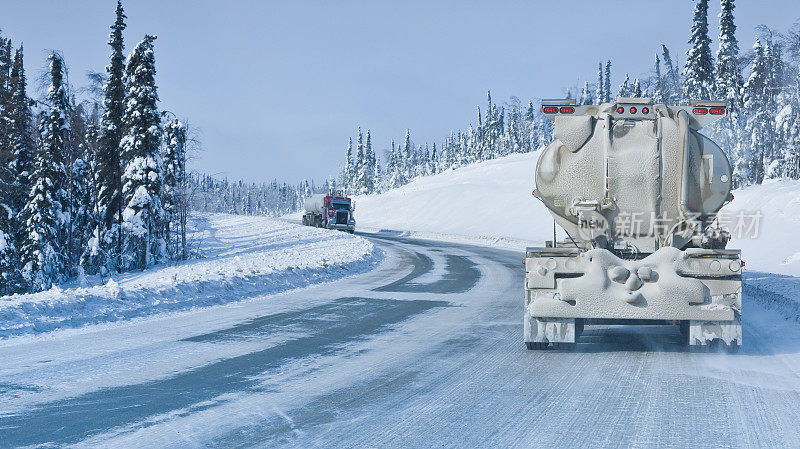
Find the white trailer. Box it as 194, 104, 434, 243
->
525, 98, 741, 352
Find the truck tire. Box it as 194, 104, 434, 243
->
348, 230, 354, 234
302, 216, 307, 226
525, 342, 548, 350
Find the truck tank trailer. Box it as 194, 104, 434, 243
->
525, 98, 741, 352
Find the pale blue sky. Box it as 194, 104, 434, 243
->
0, 1, 797, 183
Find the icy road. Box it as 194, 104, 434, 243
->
2, 232, 800, 447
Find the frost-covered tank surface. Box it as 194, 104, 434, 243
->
525, 98, 741, 351
303, 194, 327, 214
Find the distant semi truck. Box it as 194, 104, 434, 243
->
302, 194, 356, 233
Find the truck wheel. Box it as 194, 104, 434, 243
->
302, 216, 307, 226
525, 342, 548, 350
348, 230, 354, 234
552, 342, 576, 351
575, 318, 585, 338
679, 321, 690, 345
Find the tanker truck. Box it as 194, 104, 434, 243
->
302, 193, 356, 233
525, 97, 741, 352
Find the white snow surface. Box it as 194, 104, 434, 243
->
720, 179, 800, 276
0, 213, 381, 338
351, 153, 547, 244
308, 150, 800, 276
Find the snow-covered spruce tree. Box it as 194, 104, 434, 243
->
765, 40, 787, 175
652, 53, 665, 104
742, 38, 773, 185
341, 137, 353, 193
713, 0, 744, 165
364, 129, 376, 193
20, 54, 70, 291
484, 91, 502, 158
430, 142, 438, 174
0, 45, 36, 293
9, 47, 34, 223
775, 85, 800, 179
682, 0, 714, 102
0, 37, 12, 205
504, 100, 527, 154
120, 35, 164, 270
715, 0, 743, 107
420, 144, 431, 177
388, 138, 406, 188
95, 0, 127, 272
372, 139, 381, 191
604, 61, 612, 102
0, 34, 19, 294
63, 103, 98, 275
79, 112, 108, 273
617, 73, 631, 97
596, 62, 604, 104
353, 128, 365, 194
660, 45, 681, 104
580, 81, 591, 105
402, 129, 413, 183
163, 118, 187, 260
0, 37, 11, 161
632, 78, 642, 97
774, 48, 800, 179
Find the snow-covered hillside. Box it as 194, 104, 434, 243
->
349, 151, 800, 276
0, 214, 381, 338
722, 180, 800, 275
352, 152, 549, 243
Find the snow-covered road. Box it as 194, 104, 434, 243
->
1, 232, 800, 447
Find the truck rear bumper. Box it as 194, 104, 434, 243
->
524, 246, 742, 345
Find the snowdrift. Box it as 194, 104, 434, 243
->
0, 214, 381, 338
721, 179, 800, 276
352, 152, 549, 243
350, 151, 800, 276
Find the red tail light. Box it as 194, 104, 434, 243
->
616, 106, 624, 114
559, 106, 575, 114
693, 107, 708, 115
629, 107, 637, 114
542, 106, 558, 114
709, 107, 725, 115
642, 107, 650, 114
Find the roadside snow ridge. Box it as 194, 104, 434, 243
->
0, 213, 381, 338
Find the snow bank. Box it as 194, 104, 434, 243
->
722, 179, 800, 276
351, 152, 550, 244
0, 214, 381, 338
348, 151, 800, 275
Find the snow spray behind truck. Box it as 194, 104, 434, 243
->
525, 97, 741, 352
302, 194, 356, 234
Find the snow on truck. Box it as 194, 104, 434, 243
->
302, 194, 356, 233
525, 97, 741, 352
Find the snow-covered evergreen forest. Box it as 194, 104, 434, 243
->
187, 174, 322, 216
0, 2, 194, 294
340, 0, 800, 194
2, 0, 799, 295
